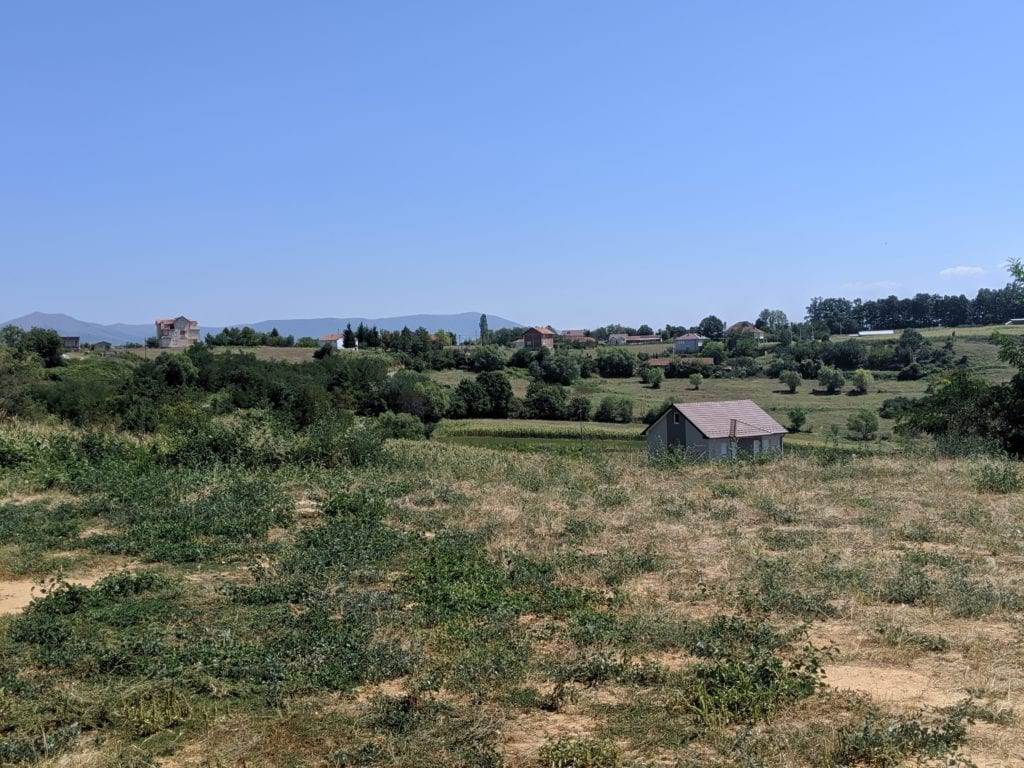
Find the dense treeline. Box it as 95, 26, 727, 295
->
806, 283, 1024, 334
894, 261, 1024, 456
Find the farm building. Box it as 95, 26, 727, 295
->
523, 326, 555, 349
642, 399, 786, 459
856, 330, 895, 337
155, 316, 200, 348
1005, 318, 1024, 326
644, 357, 671, 368
608, 333, 661, 345
674, 333, 708, 353
92, 341, 113, 352
60, 336, 80, 353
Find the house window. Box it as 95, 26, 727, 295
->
673, 413, 680, 424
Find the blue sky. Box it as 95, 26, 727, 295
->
1, 2, 1021, 329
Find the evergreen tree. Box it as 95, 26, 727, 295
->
343, 323, 356, 349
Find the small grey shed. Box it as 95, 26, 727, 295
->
642, 399, 786, 459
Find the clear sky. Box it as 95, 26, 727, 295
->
2, 2, 1022, 329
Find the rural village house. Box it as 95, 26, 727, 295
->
319, 333, 358, 350
523, 326, 555, 349
674, 333, 708, 353
642, 399, 786, 459
155, 316, 200, 348
726, 321, 767, 342
60, 336, 80, 353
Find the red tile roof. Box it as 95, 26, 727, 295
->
643, 399, 786, 438
526, 326, 555, 336
645, 357, 671, 366
320, 333, 344, 341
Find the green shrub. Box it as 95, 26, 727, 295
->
594, 396, 633, 423
972, 461, 1021, 494
539, 737, 621, 768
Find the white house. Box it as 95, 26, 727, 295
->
642, 399, 787, 459
319, 333, 358, 350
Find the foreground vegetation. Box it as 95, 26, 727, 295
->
1, 412, 1022, 766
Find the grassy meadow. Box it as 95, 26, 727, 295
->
1, 422, 1023, 766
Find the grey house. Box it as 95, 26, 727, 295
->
674, 333, 708, 353
642, 399, 786, 459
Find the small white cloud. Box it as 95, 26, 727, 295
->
939, 266, 985, 279
840, 280, 900, 293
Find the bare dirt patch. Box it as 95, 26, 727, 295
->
825, 663, 962, 708
502, 707, 599, 767
0, 560, 134, 616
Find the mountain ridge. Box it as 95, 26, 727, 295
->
1, 311, 524, 345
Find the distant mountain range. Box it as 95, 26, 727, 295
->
0, 311, 523, 345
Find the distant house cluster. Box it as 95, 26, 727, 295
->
155, 316, 200, 348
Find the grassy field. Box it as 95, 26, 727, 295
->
1, 423, 1022, 766
429, 328, 1021, 449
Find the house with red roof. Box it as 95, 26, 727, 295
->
523, 326, 555, 349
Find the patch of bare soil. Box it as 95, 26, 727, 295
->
825, 663, 962, 708
501, 707, 599, 768
0, 560, 134, 616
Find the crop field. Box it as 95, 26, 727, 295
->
1, 420, 1023, 767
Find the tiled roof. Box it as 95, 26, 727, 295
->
675, 333, 707, 340
645, 357, 671, 366
652, 399, 786, 438
526, 326, 555, 335
627, 334, 662, 342
320, 333, 344, 341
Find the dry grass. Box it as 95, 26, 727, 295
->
5, 438, 1024, 766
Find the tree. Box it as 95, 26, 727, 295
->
470, 345, 506, 372
477, 370, 514, 417
689, 373, 703, 390
847, 409, 879, 440
524, 380, 568, 420
640, 366, 664, 388
779, 370, 802, 393
757, 309, 789, 332
21, 328, 65, 368
539, 353, 581, 385
698, 315, 725, 339
383, 370, 450, 422
567, 396, 592, 421
454, 378, 491, 417
702, 341, 727, 364
637, 324, 653, 335
595, 395, 633, 423
787, 406, 808, 432
145, 336, 159, 349
343, 323, 356, 349
479, 314, 490, 344
818, 365, 846, 394
851, 368, 874, 395
596, 348, 635, 378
